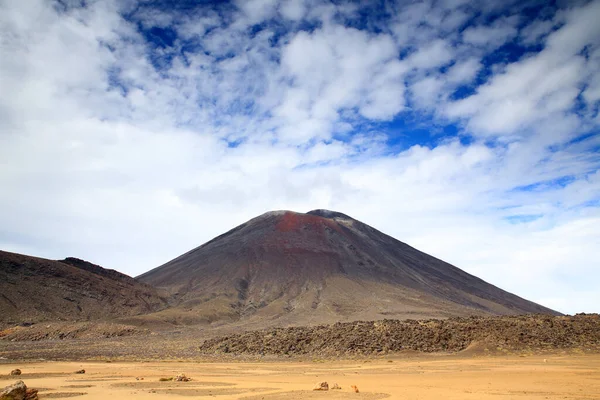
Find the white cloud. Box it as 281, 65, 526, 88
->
276, 25, 405, 132
446, 57, 481, 84
462, 16, 520, 51
411, 76, 445, 108
406, 39, 454, 69
520, 19, 555, 45
236, 0, 278, 24
443, 1, 600, 139
440, 8, 471, 31
0, 0, 599, 315
279, 0, 307, 21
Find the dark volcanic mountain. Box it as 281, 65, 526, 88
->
0, 250, 168, 327
138, 210, 559, 328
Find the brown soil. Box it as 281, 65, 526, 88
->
0, 356, 599, 399
242, 391, 391, 400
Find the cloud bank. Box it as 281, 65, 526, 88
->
1, 0, 599, 313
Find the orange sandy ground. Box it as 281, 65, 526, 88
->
1, 354, 599, 399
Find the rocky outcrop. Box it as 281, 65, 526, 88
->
199, 314, 600, 356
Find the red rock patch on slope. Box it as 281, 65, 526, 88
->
276, 211, 341, 234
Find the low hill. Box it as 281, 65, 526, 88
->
0, 250, 168, 327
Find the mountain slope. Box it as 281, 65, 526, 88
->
0, 250, 168, 327
138, 210, 559, 327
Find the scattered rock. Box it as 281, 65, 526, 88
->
351, 385, 359, 393
159, 377, 173, 382
135, 377, 144, 381
0, 380, 37, 400
331, 383, 341, 390
24, 388, 38, 400
74, 370, 85, 374
9, 370, 21, 376
312, 382, 329, 391
175, 374, 190, 382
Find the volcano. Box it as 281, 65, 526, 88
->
137, 210, 559, 328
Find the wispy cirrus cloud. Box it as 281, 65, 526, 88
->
0, 0, 599, 313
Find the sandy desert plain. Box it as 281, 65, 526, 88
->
1, 353, 599, 400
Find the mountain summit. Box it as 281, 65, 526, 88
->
137, 210, 559, 327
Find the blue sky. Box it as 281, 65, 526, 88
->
0, 0, 599, 314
